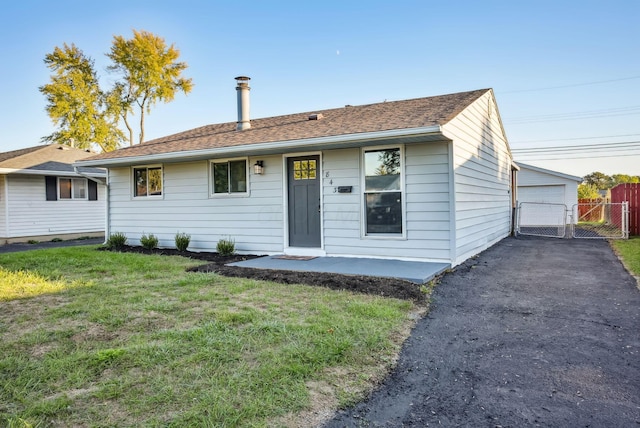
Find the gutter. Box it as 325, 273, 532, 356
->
0, 167, 106, 180
74, 126, 444, 168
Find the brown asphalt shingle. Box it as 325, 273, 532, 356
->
0, 144, 101, 173
85, 88, 490, 162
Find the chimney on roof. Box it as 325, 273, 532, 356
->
235, 76, 251, 131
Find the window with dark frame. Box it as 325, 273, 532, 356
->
363, 147, 403, 235
211, 159, 248, 194
133, 166, 163, 197
45, 177, 98, 201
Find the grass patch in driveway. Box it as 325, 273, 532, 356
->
611, 236, 640, 279
0, 246, 419, 427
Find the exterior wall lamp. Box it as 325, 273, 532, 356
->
253, 160, 264, 175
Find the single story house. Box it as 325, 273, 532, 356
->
76, 78, 514, 267
0, 144, 106, 244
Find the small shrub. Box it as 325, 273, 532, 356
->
175, 232, 191, 252
106, 232, 127, 251
51, 237, 63, 242
27, 240, 40, 245
216, 237, 236, 256
140, 233, 159, 250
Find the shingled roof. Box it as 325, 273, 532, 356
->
81, 88, 490, 165
0, 144, 105, 176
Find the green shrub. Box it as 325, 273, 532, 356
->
106, 232, 127, 251
27, 240, 40, 244
51, 237, 63, 242
140, 233, 159, 250
175, 232, 191, 252
216, 237, 236, 256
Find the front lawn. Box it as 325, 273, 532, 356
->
611, 236, 640, 278
0, 246, 420, 427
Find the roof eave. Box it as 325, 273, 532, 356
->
515, 162, 583, 182
75, 126, 445, 168
0, 168, 106, 178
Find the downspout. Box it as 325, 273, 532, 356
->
74, 166, 109, 244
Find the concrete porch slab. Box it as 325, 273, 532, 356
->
228, 256, 451, 284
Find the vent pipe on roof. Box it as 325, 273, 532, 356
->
235, 76, 251, 131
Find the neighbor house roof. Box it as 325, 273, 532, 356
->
77, 88, 491, 167
516, 162, 582, 182
0, 144, 105, 177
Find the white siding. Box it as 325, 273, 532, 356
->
107, 145, 452, 261
0, 175, 6, 238
108, 156, 284, 253
322, 143, 452, 262
443, 91, 512, 265
5, 174, 105, 238
517, 166, 579, 208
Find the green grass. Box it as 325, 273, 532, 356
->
612, 236, 640, 278
0, 246, 419, 427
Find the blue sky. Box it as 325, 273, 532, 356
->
1, 0, 638, 177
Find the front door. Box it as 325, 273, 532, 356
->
287, 156, 321, 247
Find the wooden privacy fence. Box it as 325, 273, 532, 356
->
611, 184, 639, 236
577, 198, 605, 222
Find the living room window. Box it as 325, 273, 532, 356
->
211, 158, 248, 195
363, 147, 404, 235
133, 166, 163, 197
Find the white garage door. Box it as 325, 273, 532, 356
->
518, 185, 565, 205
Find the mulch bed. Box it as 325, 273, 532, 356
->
99, 245, 428, 303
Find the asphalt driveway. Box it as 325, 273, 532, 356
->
325, 236, 640, 427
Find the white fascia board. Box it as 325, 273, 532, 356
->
74, 126, 443, 168
0, 168, 107, 178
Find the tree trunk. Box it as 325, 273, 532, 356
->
122, 113, 134, 147
139, 107, 145, 145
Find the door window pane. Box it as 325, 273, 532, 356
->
293, 159, 317, 180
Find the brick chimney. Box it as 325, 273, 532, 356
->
235, 76, 251, 131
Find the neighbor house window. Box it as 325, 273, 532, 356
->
363, 147, 403, 235
133, 166, 163, 197
58, 178, 87, 200
211, 159, 248, 195
45, 176, 98, 201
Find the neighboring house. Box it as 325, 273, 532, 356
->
76, 79, 514, 267
515, 163, 582, 227
0, 144, 106, 244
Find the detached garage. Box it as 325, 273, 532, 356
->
515, 163, 582, 229
516, 163, 581, 208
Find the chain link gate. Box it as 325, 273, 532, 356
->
515, 201, 629, 239
516, 202, 568, 238
572, 201, 629, 239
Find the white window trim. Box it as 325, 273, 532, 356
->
209, 157, 250, 197
132, 164, 164, 199
360, 145, 407, 240
58, 177, 88, 201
